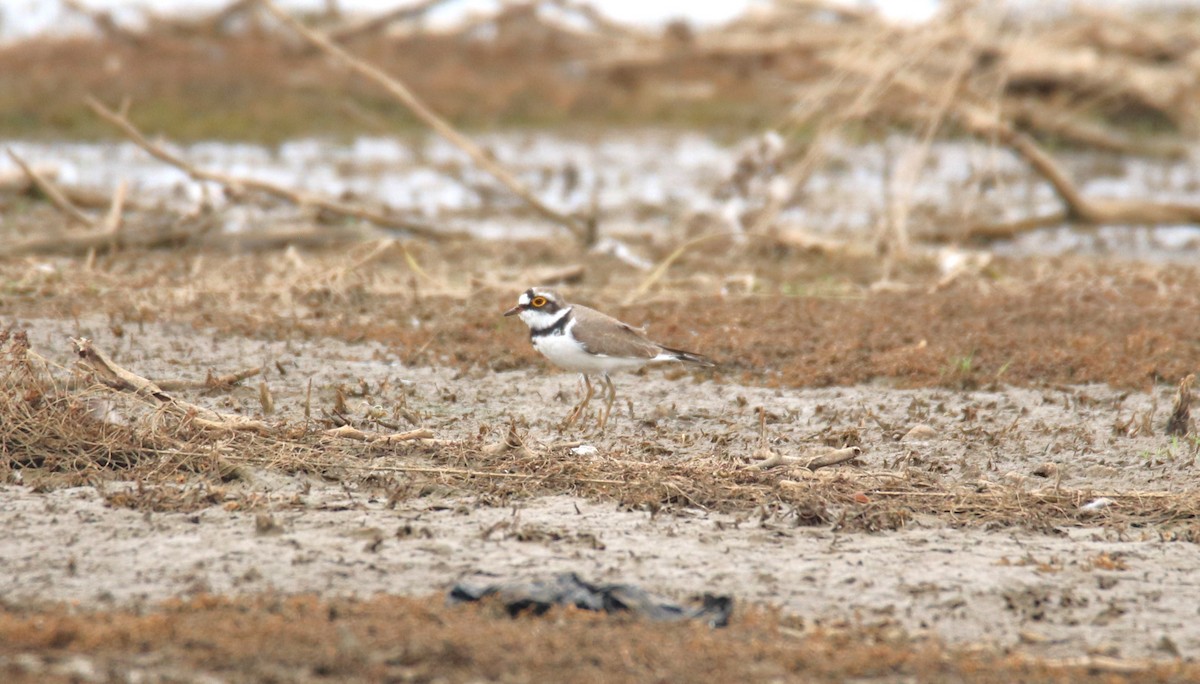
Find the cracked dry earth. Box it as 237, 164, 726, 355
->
2, 316, 1199, 662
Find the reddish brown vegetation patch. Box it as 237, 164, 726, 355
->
636, 277, 1200, 390
0, 594, 1187, 683
3, 250, 1198, 391
276, 267, 1200, 391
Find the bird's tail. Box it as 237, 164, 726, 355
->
661, 346, 715, 367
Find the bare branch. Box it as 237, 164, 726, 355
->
84, 96, 461, 241
4, 225, 198, 258
748, 446, 861, 472
62, 0, 144, 45
72, 337, 271, 434
102, 180, 128, 235
6, 148, 95, 227
324, 425, 435, 443
328, 0, 451, 43
201, 0, 260, 36
1008, 99, 1186, 158
952, 103, 1092, 221
0, 221, 391, 257
157, 366, 263, 392
939, 212, 1068, 244
257, 0, 590, 243
862, 72, 1200, 242
544, 0, 646, 40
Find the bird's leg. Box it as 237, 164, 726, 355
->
562, 374, 594, 428
597, 373, 617, 429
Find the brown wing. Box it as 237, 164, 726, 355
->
569, 305, 663, 359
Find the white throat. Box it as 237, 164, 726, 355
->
519, 305, 571, 332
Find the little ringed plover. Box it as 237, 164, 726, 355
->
504, 287, 713, 428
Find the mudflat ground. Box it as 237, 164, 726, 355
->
4, 1, 1200, 679
2, 245, 1199, 682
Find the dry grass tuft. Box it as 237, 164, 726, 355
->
4, 302, 1198, 535
1, 327, 325, 492
0, 329, 176, 472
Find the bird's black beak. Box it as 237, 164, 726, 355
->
503, 305, 523, 317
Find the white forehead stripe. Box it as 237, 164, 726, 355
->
518, 292, 531, 305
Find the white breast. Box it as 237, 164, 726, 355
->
533, 319, 654, 374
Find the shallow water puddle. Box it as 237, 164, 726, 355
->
3, 132, 1199, 258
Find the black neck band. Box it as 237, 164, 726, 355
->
531, 310, 571, 338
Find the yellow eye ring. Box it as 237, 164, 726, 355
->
531, 297, 547, 307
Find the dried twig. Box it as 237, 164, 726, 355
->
2, 222, 299, 257
258, 0, 591, 244
324, 425, 435, 443
308, 238, 397, 288
749, 446, 861, 472
62, 0, 144, 45
72, 338, 271, 434
327, 0, 451, 43
305, 460, 626, 486
6, 148, 94, 227
72, 340, 171, 401
746, 18, 914, 237
545, 0, 646, 40
102, 180, 128, 235
0, 165, 143, 211
625, 232, 735, 304
881, 41, 973, 262
1008, 98, 1186, 158
199, 0, 260, 36
1029, 655, 1153, 676
953, 102, 1092, 221
156, 366, 263, 392
84, 96, 458, 241
999, 39, 1197, 130
1166, 374, 1194, 437
0, 165, 50, 192
833, 67, 1200, 243
5, 221, 207, 258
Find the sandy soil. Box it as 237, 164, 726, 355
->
5, 5, 1200, 679
3, 316, 1197, 665
4, 485, 1197, 661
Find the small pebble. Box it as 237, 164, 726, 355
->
1079, 497, 1114, 514
901, 424, 938, 441
1031, 462, 1058, 478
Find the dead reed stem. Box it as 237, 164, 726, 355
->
156, 366, 263, 392
327, 0, 451, 43
84, 96, 458, 241
72, 337, 271, 434
6, 148, 94, 227
258, 0, 591, 244
1166, 374, 1194, 437
798, 23, 1200, 244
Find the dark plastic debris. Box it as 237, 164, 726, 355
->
448, 572, 732, 628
